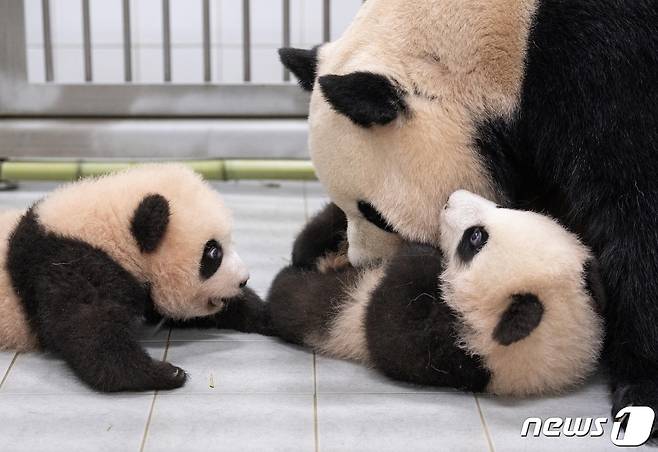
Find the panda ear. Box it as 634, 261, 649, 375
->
278, 47, 318, 91
492, 293, 544, 346
318, 72, 408, 128
131, 194, 170, 253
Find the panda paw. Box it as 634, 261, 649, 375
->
611, 381, 658, 442
151, 362, 188, 390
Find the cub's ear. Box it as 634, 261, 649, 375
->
131, 194, 170, 253
318, 72, 407, 128
492, 293, 544, 346
278, 47, 319, 91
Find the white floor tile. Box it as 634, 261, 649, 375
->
316, 355, 447, 394
478, 387, 649, 451
0, 351, 16, 382
144, 394, 315, 452
220, 181, 306, 297
165, 340, 314, 394
317, 393, 489, 452
1, 344, 166, 394
169, 327, 274, 342
0, 393, 152, 452
137, 324, 171, 342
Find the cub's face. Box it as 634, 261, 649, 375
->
439, 189, 604, 395
279, 0, 538, 266
439, 189, 591, 300
129, 178, 250, 320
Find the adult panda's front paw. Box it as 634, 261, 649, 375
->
611, 381, 658, 443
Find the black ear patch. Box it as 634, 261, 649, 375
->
583, 259, 606, 314
318, 72, 407, 128
131, 194, 170, 253
278, 47, 318, 91
493, 293, 544, 346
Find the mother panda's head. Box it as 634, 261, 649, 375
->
280, 0, 538, 265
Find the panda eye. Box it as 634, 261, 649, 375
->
470, 228, 483, 247
457, 226, 488, 264
200, 239, 223, 279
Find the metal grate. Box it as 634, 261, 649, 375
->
29, 0, 360, 85
0, 1, 363, 158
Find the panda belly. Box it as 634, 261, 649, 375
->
0, 210, 37, 351
313, 267, 385, 363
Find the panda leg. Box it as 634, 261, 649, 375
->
41, 301, 186, 392
291, 202, 347, 269
599, 236, 658, 439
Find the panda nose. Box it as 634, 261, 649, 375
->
239, 278, 249, 288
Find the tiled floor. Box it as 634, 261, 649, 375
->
0, 180, 643, 451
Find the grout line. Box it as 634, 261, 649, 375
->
139, 327, 172, 452
312, 352, 320, 452
0, 353, 19, 388
474, 394, 495, 452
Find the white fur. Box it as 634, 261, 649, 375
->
315, 267, 386, 363
0, 210, 38, 350
34, 164, 248, 320
313, 190, 602, 396
440, 190, 603, 396
308, 0, 538, 265
0, 164, 249, 351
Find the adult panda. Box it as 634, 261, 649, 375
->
279, 0, 658, 420
1, 164, 256, 392
268, 190, 605, 396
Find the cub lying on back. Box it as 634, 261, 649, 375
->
268, 190, 605, 396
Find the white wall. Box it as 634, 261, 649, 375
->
24, 0, 362, 84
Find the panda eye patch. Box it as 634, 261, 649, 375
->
357, 201, 396, 234
200, 239, 223, 279
457, 226, 488, 264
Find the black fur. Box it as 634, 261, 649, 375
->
130, 194, 170, 253
292, 202, 347, 269
456, 226, 488, 264
167, 287, 273, 336
278, 47, 319, 91
8, 209, 186, 392
472, 0, 658, 423
199, 239, 223, 280
268, 209, 491, 392
319, 72, 407, 128
366, 243, 491, 391
492, 293, 544, 346
268, 265, 360, 346
357, 201, 396, 234
583, 259, 606, 315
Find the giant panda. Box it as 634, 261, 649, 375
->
267, 190, 605, 395
1, 164, 255, 392
279, 0, 658, 418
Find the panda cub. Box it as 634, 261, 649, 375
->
1, 164, 255, 392
268, 190, 605, 396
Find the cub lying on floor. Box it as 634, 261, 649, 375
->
1, 164, 254, 392
268, 190, 605, 396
